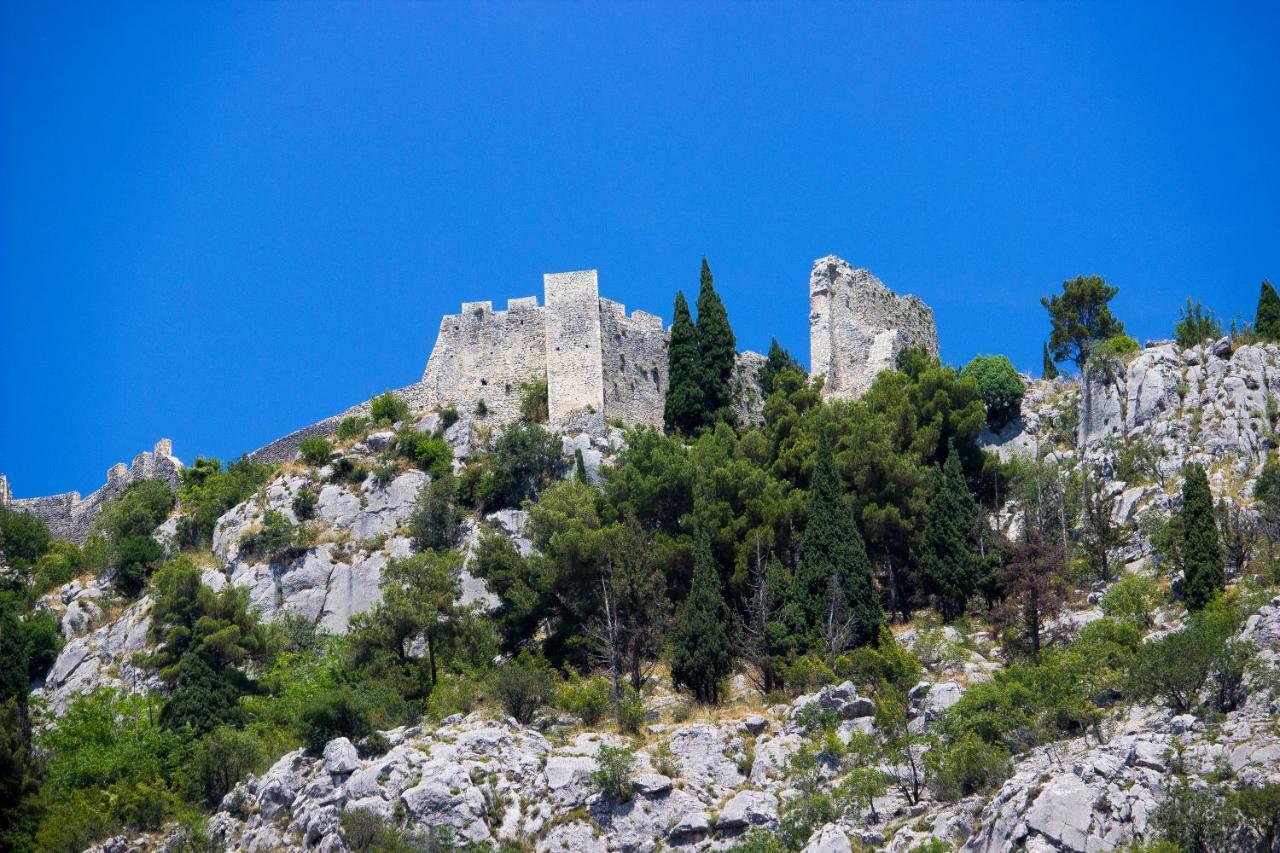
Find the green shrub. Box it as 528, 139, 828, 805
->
239, 510, 301, 560
0, 504, 52, 572
615, 684, 646, 734
299, 436, 332, 466
408, 474, 461, 552
177, 456, 274, 548
555, 674, 612, 726
489, 651, 555, 724
520, 378, 549, 424
189, 726, 260, 805
1129, 597, 1242, 713
927, 731, 1010, 800
481, 422, 563, 510
370, 392, 409, 425
474, 399, 489, 418
836, 628, 923, 692
328, 457, 368, 485
1153, 782, 1239, 853
1100, 574, 1162, 629
21, 608, 65, 683
590, 743, 636, 803
424, 670, 485, 720
292, 487, 318, 521
337, 415, 371, 441
33, 540, 85, 594
300, 685, 374, 753
112, 535, 164, 596
781, 655, 836, 696
438, 405, 460, 431
398, 431, 452, 478
1174, 299, 1223, 349
961, 354, 1025, 428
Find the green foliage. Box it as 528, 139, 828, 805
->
474, 398, 489, 418
95, 479, 175, 596
408, 473, 461, 552
836, 627, 924, 693
489, 651, 555, 724
520, 377, 549, 424
397, 430, 452, 477
670, 534, 736, 703
299, 436, 332, 466
239, 509, 302, 560
1231, 783, 1280, 852
665, 289, 704, 435
791, 436, 881, 644
300, 685, 374, 752
1041, 342, 1060, 380
917, 442, 980, 621
112, 534, 164, 597
370, 392, 409, 425
1153, 782, 1238, 853
961, 354, 1024, 428
438, 406, 460, 431
1042, 274, 1126, 371
177, 456, 274, 548
555, 674, 612, 726
614, 684, 647, 733
480, 421, 563, 510
1180, 464, 1224, 611
927, 730, 1010, 801
1093, 334, 1141, 366
337, 414, 371, 441
0, 506, 51, 574
161, 651, 245, 734
292, 486, 318, 521
696, 258, 737, 422
1129, 597, 1242, 713
20, 609, 63, 685
590, 744, 636, 803
1100, 573, 1162, 629
1255, 280, 1280, 342
190, 726, 260, 805
1174, 299, 1223, 348
760, 338, 803, 398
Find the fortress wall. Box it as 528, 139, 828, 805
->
600, 306, 668, 428
810, 256, 938, 399
421, 299, 547, 424
544, 271, 605, 426
3, 440, 182, 544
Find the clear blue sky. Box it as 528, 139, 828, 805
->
3, 2, 1277, 498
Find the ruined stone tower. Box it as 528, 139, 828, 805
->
420, 270, 669, 429
809, 255, 938, 399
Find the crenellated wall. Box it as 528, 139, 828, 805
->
1, 440, 183, 544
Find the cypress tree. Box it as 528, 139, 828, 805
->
1256, 280, 1280, 341
760, 337, 803, 397
917, 440, 980, 621
695, 258, 737, 422
664, 290, 704, 435
1180, 464, 1224, 611
791, 436, 882, 647
670, 533, 735, 704
1042, 342, 1060, 380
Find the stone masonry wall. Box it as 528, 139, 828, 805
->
544, 270, 607, 427
809, 255, 938, 399
1, 440, 183, 544
420, 297, 547, 423
599, 298, 668, 428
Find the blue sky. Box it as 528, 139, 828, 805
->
2, 2, 1277, 498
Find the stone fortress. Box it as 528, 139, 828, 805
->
1, 256, 936, 531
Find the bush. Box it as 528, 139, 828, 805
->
190, 726, 260, 805
0, 505, 51, 571
1174, 299, 1223, 349
299, 436, 332, 466
300, 685, 374, 753
520, 378, 549, 424
438, 405, 460, 431
370, 392, 409, 425
490, 652, 555, 724
408, 474, 461, 552
177, 456, 274, 548
590, 743, 636, 803
555, 674, 612, 726
928, 731, 1010, 800
615, 684, 646, 734
781, 655, 836, 696
239, 510, 301, 560
474, 399, 489, 418
292, 487, 318, 521
329, 457, 368, 485
836, 628, 923, 692
1153, 782, 1238, 853
113, 535, 164, 596
398, 431, 452, 478
22, 608, 65, 683
337, 415, 371, 441
1100, 574, 1162, 629
481, 422, 564, 510
1129, 597, 1241, 713
961, 355, 1025, 428
33, 540, 84, 595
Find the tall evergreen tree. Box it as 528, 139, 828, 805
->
760, 337, 803, 397
1041, 342, 1060, 380
1256, 280, 1280, 342
670, 533, 735, 704
917, 441, 980, 621
1180, 464, 1224, 611
664, 290, 704, 435
695, 258, 737, 421
791, 436, 882, 646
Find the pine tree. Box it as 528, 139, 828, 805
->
790, 436, 882, 647
917, 441, 980, 621
670, 533, 735, 704
664, 290, 704, 435
1180, 464, 1224, 611
760, 337, 802, 397
1256, 280, 1280, 341
695, 258, 737, 422
1042, 342, 1060, 380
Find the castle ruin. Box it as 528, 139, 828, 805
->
0, 439, 183, 544
419, 270, 669, 429
809, 255, 938, 399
